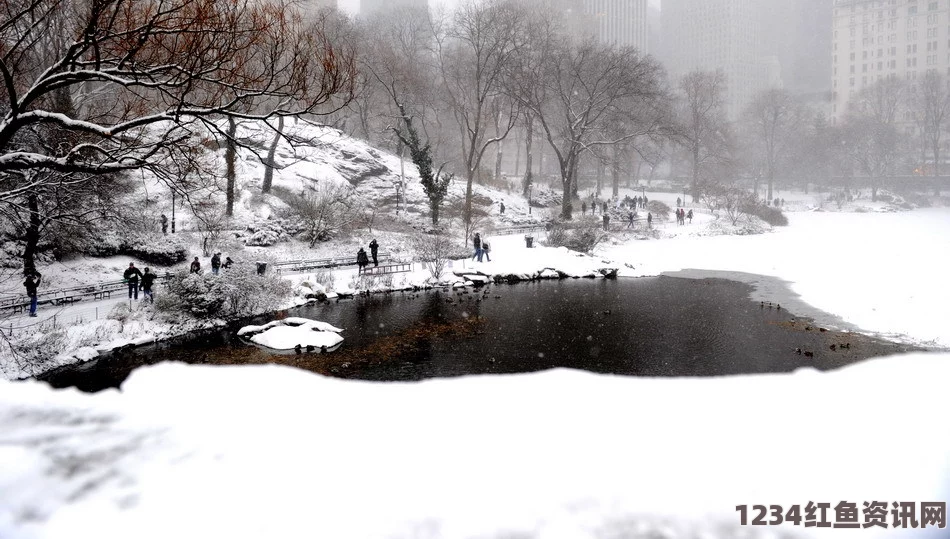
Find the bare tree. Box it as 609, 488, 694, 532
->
677, 70, 729, 202
843, 78, 904, 201
743, 89, 800, 202
512, 36, 668, 219
0, 0, 356, 197
435, 0, 526, 236
907, 70, 950, 177
411, 233, 459, 283
283, 182, 357, 247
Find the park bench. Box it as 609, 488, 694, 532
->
493, 225, 547, 236
273, 252, 392, 275
360, 262, 412, 276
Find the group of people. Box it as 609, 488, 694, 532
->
189, 253, 234, 275
123, 263, 158, 303
356, 239, 380, 274
674, 208, 693, 225
472, 233, 491, 262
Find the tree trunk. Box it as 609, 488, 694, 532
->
595, 160, 604, 197
691, 143, 700, 202
225, 117, 237, 216
513, 130, 522, 177
494, 140, 503, 185
262, 116, 284, 194
522, 116, 534, 197
933, 140, 940, 178
22, 191, 40, 276
611, 144, 621, 198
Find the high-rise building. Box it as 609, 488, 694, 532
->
761, 0, 833, 97
661, 0, 768, 120
360, 0, 427, 16
583, 0, 650, 53
831, 0, 949, 121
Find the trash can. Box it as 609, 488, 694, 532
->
256, 262, 267, 275
525, 235, 534, 248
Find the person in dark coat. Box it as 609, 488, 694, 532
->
687, 209, 694, 224
369, 239, 379, 267
160, 214, 168, 235
603, 213, 610, 231
141, 267, 157, 303
211, 252, 221, 275
223, 257, 234, 269
472, 233, 482, 262
482, 240, 491, 262
190, 257, 201, 274
581, 201, 587, 216
356, 248, 370, 274
23, 271, 41, 317
602, 201, 607, 214
123, 262, 144, 300
647, 212, 653, 228
500, 202, 505, 214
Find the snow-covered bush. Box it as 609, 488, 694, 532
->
243, 218, 300, 246
277, 183, 358, 247
647, 200, 671, 221
545, 220, 605, 253
107, 302, 133, 322
530, 185, 562, 208
743, 204, 788, 226
158, 267, 291, 319
123, 234, 188, 265
1, 328, 68, 378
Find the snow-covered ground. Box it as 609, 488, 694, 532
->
1, 354, 947, 539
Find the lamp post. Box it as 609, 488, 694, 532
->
394, 181, 403, 215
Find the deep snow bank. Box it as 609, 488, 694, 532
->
0, 354, 947, 539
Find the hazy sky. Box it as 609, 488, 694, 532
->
337, 0, 661, 17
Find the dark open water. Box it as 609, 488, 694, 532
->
39, 276, 919, 392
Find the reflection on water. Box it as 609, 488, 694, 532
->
40, 277, 920, 392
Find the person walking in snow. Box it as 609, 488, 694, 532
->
124, 262, 144, 300
141, 267, 157, 303
369, 239, 379, 267
23, 271, 41, 317
647, 212, 653, 228
160, 214, 168, 235
356, 247, 370, 274
581, 201, 587, 216
472, 232, 483, 262
482, 240, 491, 262
628, 212, 634, 228
190, 257, 201, 274
500, 202, 505, 214
603, 213, 610, 231
687, 209, 693, 224
602, 201, 608, 214
676, 196, 681, 208
211, 252, 221, 275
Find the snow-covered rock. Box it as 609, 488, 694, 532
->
238, 317, 344, 351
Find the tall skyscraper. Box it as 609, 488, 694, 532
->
831, 0, 948, 121
583, 0, 650, 53
360, 0, 427, 16
662, 0, 768, 120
